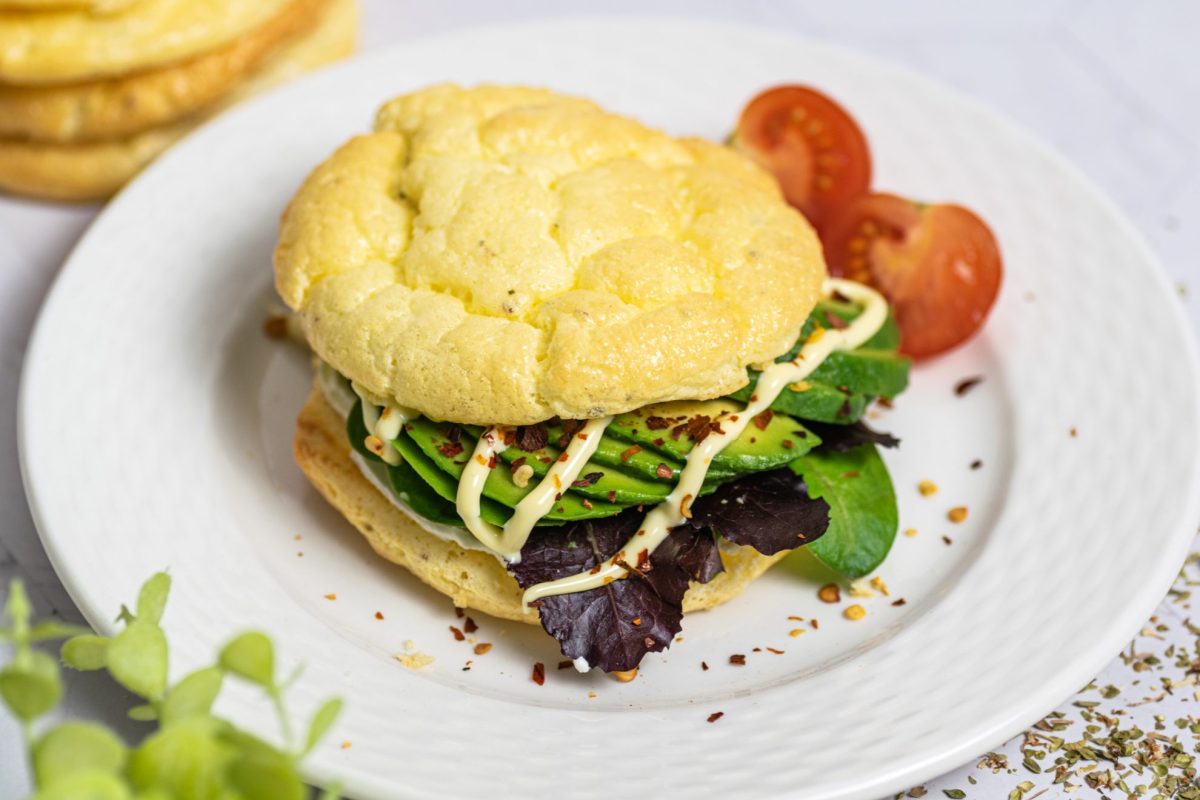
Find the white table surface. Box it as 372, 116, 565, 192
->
3, 2, 1199, 797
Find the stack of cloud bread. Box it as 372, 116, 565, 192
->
0, 0, 358, 201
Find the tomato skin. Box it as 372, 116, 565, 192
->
822, 193, 1003, 359
733, 85, 872, 231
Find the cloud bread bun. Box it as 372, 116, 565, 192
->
0, 0, 293, 84
0, 0, 328, 143
294, 383, 787, 624
275, 84, 826, 426
0, 0, 357, 200
0, 0, 135, 10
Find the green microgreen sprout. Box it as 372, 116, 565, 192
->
0, 573, 343, 799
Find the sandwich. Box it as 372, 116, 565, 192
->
274, 84, 909, 674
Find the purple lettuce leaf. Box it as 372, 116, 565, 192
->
804, 420, 899, 452
687, 468, 831, 556
510, 511, 722, 673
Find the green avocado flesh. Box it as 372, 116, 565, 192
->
342, 296, 910, 528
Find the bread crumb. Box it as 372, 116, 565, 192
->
947, 506, 968, 524
904, 527, 918, 538
395, 651, 435, 670
917, 480, 938, 497
844, 605, 866, 621
848, 578, 874, 598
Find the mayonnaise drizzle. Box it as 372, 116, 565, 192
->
456, 416, 613, 561
520, 278, 888, 607
350, 380, 416, 467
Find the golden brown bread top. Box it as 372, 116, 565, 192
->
275, 85, 826, 425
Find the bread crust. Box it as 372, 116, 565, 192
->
293, 384, 786, 625
0, 0, 357, 200
0, 0, 328, 143
274, 84, 826, 425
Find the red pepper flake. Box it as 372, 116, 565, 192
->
842, 470, 859, 478
729, 654, 746, 666
620, 445, 641, 462
473, 643, 492, 655
954, 376, 984, 396
970, 459, 983, 470
782, 439, 793, 449
766, 647, 785, 655
752, 647, 762, 652
646, 416, 670, 430
823, 310, 849, 330
753, 410, 774, 430
581, 499, 594, 510
707, 711, 724, 723
557, 452, 570, 463
632, 617, 642, 626
557, 660, 573, 670
701, 661, 709, 671
607, 490, 617, 503
652, 437, 665, 446
443, 425, 462, 444
262, 315, 289, 339
454, 606, 465, 618
449, 626, 465, 641
374, 611, 384, 620
436, 441, 464, 459
892, 598, 907, 607
538, 456, 553, 464
942, 535, 953, 546
655, 463, 672, 479
464, 617, 478, 634
670, 423, 687, 440
558, 420, 584, 448
810, 619, 820, 630
685, 414, 723, 443
572, 472, 603, 488
514, 424, 548, 451
487, 453, 498, 469
635, 548, 650, 571
510, 455, 527, 471
531, 662, 546, 686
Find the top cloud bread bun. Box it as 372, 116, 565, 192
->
275, 84, 827, 425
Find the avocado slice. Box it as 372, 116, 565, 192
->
544, 423, 740, 482
607, 399, 821, 473
474, 426, 678, 505
403, 418, 625, 521
348, 401, 479, 527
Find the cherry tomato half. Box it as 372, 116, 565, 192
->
733, 85, 872, 231
822, 193, 1003, 360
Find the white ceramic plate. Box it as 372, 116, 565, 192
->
19, 16, 1200, 800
